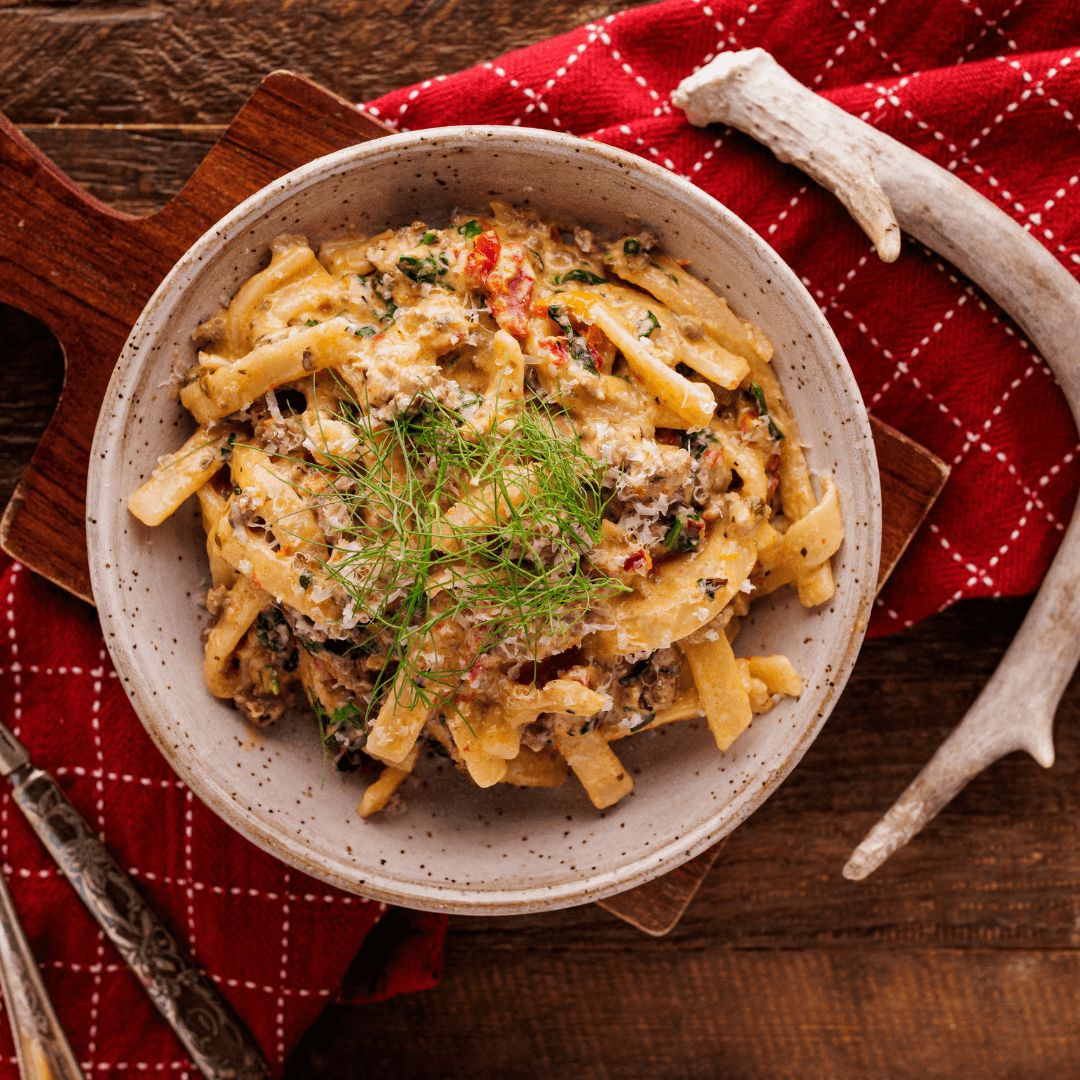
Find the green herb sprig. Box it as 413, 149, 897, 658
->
294, 383, 626, 719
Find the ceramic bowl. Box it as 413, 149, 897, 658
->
87, 126, 880, 915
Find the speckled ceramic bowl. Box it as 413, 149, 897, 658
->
87, 126, 880, 915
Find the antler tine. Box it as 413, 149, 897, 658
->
673, 48, 1080, 877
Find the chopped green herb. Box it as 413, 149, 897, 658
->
548, 304, 599, 376
374, 278, 398, 317
555, 268, 608, 285
748, 382, 786, 440
397, 253, 446, 284
305, 318, 320, 327
664, 514, 702, 553
637, 310, 660, 338
630, 712, 655, 733
528, 248, 545, 271
420, 231, 438, 246
651, 261, 678, 284
458, 220, 483, 239
679, 429, 718, 457
355, 325, 378, 338
255, 608, 288, 652
232, 482, 241, 496
624, 238, 641, 255
696, 576, 727, 600
299, 573, 312, 590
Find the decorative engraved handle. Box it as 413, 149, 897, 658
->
0, 863, 86, 1079
10, 768, 269, 1080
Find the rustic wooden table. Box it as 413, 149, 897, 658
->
3, 3, 1080, 1077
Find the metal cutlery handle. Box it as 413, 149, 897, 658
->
10, 767, 269, 1080
0, 863, 86, 1080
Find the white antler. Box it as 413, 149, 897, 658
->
673, 49, 1080, 879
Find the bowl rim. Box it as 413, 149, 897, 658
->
88, 124, 881, 914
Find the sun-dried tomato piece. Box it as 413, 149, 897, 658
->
486, 242, 536, 338
537, 337, 571, 366
766, 452, 782, 502
464, 230, 501, 290
584, 324, 616, 374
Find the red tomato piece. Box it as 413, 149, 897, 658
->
654, 428, 682, 446
584, 324, 616, 374
486, 242, 536, 338
465, 230, 501, 290
537, 337, 571, 366
765, 453, 782, 502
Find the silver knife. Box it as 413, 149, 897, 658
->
0, 721, 269, 1080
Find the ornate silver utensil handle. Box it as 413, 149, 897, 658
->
0, 722, 268, 1079
0, 860, 85, 1079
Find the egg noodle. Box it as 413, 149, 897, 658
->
127, 203, 843, 816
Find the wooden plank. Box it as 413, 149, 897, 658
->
0, 303, 66, 512
18, 124, 223, 217
288, 947, 1080, 1079
0, 0, 656, 126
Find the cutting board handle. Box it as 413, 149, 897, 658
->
0, 72, 390, 602
0, 113, 138, 339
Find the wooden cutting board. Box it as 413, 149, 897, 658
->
0, 70, 948, 935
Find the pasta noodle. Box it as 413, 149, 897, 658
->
127, 203, 844, 815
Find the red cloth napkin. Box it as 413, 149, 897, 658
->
6, 0, 1080, 1073
0, 554, 445, 1074
364, 0, 1080, 636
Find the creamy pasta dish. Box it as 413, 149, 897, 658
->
127, 203, 843, 816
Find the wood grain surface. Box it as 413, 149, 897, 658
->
2, 3, 1077, 1077
0, 0, 654, 125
